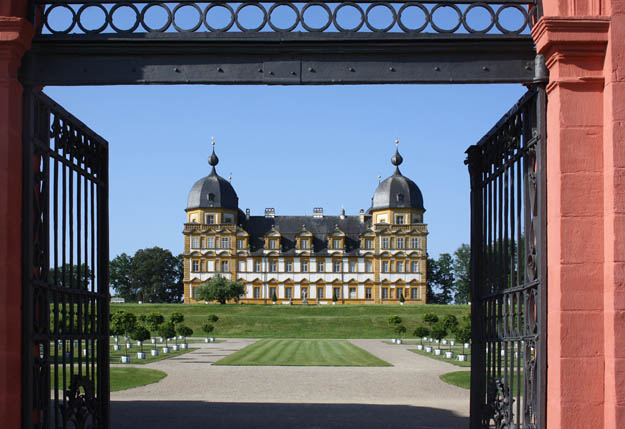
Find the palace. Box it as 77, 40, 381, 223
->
183, 141, 428, 304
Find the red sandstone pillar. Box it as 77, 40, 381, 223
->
0, 8, 32, 428
533, 0, 625, 426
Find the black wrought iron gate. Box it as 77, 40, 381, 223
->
466, 87, 547, 429
22, 88, 110, 429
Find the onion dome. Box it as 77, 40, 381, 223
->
370, 141, 424, 211
186, 141, 239, 211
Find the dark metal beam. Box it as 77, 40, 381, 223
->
21, 36, 536, 85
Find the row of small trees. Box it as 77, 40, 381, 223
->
388, 313, 472, 353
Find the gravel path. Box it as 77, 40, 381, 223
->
111, 339, 469, 428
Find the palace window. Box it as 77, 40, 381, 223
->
382, 261, 389, 273
221, 237, 229, 249
238, 260, 246, 272
192, 260, 199, 272
395, 215, 404, 224
220, 261, 228, 272
349, 261, 356, 273
397, 238, 404, 249
269, 239, 277, 249
317, 287, 324, 299
207, 237, 214, 248
270, 261, 277, 273
301, 287, 308, 299
317, 261, 324, 272
365, 261, 372, 272
192, 237, 199, 248
254, 260, 261, 272
333, 239, 341, 249
301, 260, 309, 272
333, 261, 341, 273
301, 239, 308, 249
349, 288, 357, 299
200, 261, 205, 272
411, 237, 419, 249
333, 287, 341, 299
382, 288, 389, 299
365, 239, 373, 249
286, 261, 293, 272
269, 287, 276, 299
411, 261, 419, 273
285, 287, 292, 299
254, 287, 261, 298
382, 237, 389, 249
366, 288, 372, 299
397, 261, 404, 273
206, 214, 215, 225
411, 288, 419, 299
237, 239, 245, 249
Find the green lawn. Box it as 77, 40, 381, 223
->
440, 371, 471, 389
214, 339, 391, 367
110, 303, 469, 338
109, 346, 198, 364
51, 367, 167, 392
408, 347, 471, 367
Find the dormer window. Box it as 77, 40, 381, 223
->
395, 215, 405, 224
208, 193, 215, 202
397, 193, 404, 202
206, 214, 215, 224
301, 239, 308, 249
269, 239, 277, 249
332, 239, 341, 249
365, 239, 373, 249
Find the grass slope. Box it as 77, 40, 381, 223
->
111, 304, 469, 338
214, 339, 391, 367
439, 371, 470, 389
51, 367, 167, 392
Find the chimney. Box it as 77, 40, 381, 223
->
265, 208, 275, 218
245, 208, 250, 220
359, 209, 365, 223
340, 206, 345, 219
313, 207, 323, 218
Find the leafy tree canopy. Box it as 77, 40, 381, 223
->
454, 325, 472, 344
170, 312, 184, 325
442, 314, 459, 333
427, 253, 455, 304
202, 324, 215, 335
110, 247, 183, 303
48, 263, 93, 289
177, 325, 193, 337
144, 313, 164, 334
195, 275, 245, 304
453, 244, 471, 304
423, 313, 439, 325
110, 311, 136, 336
388, 315, 402, 326
130, 326, 151, 343
413, 326, 430, 338
430, 324, 447, 342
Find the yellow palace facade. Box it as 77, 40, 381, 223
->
183, 143, 428, 304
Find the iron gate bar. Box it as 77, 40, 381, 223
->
22, 0, 541, 85
466, 86, 546, 429
22, 88, 110, 429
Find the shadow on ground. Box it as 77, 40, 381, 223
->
112, 401, 468, 428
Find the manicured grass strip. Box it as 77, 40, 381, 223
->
51, 367, 167, 392
214, 339, 391, 367
408, 348, 471, 367
440, 371, 470, 389
109, 303, 469, 339
109, 347, 198, 365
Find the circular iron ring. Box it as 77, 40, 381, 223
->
462, 3, 495, 34
268, 3, 300, 33
300, 2, 332, 32
172, 3, 203, 33
109, 3, 141, 34
397, 3, 430, 34
76, 4, 108, 34
43, 4, 77, 35
203, 3, 236, 32
494, 4, 529, 34
365, 3, 397, 33
140, 3, 173, 33
430, 4, 462, 34
333, 2, 365, 33
235, 3, 268, 33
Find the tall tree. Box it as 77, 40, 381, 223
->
427, 253, 455, 304
195, 275, 245, 304
453, 244, 471, 304
110, 247, 184, 303
110, 253, 133, 298
48, 263, 92, 289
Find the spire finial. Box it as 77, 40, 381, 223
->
378, 175, 382, 184
208, 137, 219, 171
391, 139, 403, 173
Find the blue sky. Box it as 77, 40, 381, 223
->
43, 84, 526, 259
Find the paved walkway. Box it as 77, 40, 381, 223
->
111, 339, 469, 428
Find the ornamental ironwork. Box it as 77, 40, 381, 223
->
466, 87, 546, 429
30, 0, 540, 38
22, 89, 110, 429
